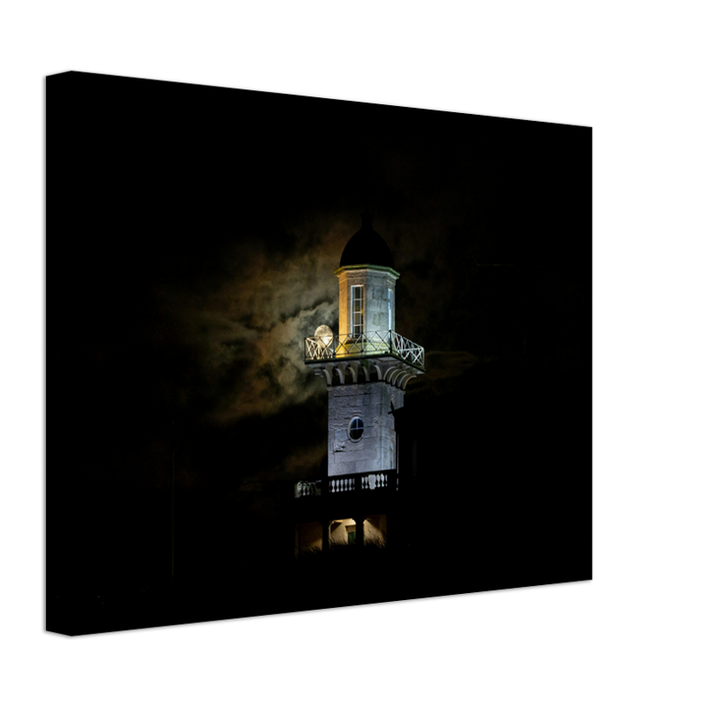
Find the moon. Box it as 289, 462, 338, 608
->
314, 324, 333, 346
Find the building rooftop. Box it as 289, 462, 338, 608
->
339, 213, 395, 270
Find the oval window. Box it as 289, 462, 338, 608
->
348, 417, 364, 441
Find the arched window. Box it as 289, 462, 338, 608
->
348, 416, 364, 441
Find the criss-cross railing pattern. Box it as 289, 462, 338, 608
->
304, 330, 424, 369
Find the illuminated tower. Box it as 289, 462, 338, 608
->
305, 214, 425, 482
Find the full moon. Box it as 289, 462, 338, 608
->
314, 324, 333, 346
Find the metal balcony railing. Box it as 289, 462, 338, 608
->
304, 330, 424, 369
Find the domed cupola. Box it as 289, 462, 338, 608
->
339, 213, 395, 270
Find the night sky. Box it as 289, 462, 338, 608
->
47, 72, 591, 633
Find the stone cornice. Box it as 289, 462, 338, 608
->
334, 264, 400, 279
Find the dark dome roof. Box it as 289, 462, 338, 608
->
339, 214, 395, 270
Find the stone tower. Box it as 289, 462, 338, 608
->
304, 214, 425, 482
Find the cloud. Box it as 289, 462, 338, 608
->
157, 217, 356, 423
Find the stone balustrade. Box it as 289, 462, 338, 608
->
294, 470, 398, 498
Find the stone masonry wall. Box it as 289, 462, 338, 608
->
337, 267, 397, 337
327, 381, 404, 477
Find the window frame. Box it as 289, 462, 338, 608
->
350, 285, 364, 337
388, 287, 393, 332
348, 416, 364, 442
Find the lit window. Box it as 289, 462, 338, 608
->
349, 416, 364, 441
388, 288, 393, 332
351, 285, 364, 337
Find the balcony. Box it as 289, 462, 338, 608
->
304, 330, 425, 370
295, 470, 399, 498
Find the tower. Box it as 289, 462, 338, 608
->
298, 214, 424, 551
